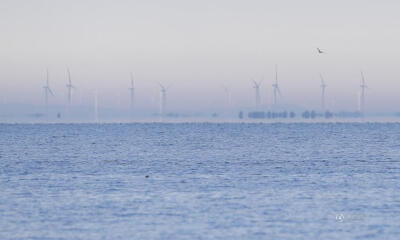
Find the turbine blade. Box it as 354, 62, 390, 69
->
158, 83, 165, 90
67, 68, 72, 84
46, 68, 49, 86
48, 88, 55, 96
130, 72, 134, 88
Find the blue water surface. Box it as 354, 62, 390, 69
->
0, 123, 400, 239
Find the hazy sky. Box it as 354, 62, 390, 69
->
1, 0, 400, 112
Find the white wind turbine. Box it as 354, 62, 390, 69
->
222, 85, 232, 108
129, 72, 135, 110
272, 65, 281, 105
94, 89, 99, 122
43, 69, 54, 107
252, 79, 262, 110
158, 83, 169, 116
320, 73, 327, 110
66, 68, 76, 105
359, 71, 368, 114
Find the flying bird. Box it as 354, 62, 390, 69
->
317, 48, 325, 54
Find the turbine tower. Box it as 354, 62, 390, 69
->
320, 73, 327, 110
159, 83, 167, 116
94, 89, 99, 122
43, 69, 54, 106
252, 79, 262, 110
272, 65, 281, 105
66, 68, 75, 105
222, 85, 232, 108
129, 72, 135, 110
360, 71, 368, 114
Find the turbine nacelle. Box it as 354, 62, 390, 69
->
129, 72, 135, 90
320, 74, 327, 89
252, 79, 262, 89
158, 83, 171, 92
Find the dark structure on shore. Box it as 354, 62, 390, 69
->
245, 110, 336, 120
300, 110, 333, 119
247, 111, 296, 119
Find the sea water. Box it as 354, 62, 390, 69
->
1, 123, 400, 239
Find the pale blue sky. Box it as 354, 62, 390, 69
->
1, 0, 399, 112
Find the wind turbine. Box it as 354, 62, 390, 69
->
272, 65, 281, 105
94, 89, 99, 122
66, 68, 76, 105
43, 68, 54, 106
252, 79, 262, 110
222, 85, 232, 108
129, 72, 135, 110
359, 71, 368, 114
320, 73, 327, 110
158, 83, 168, 116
